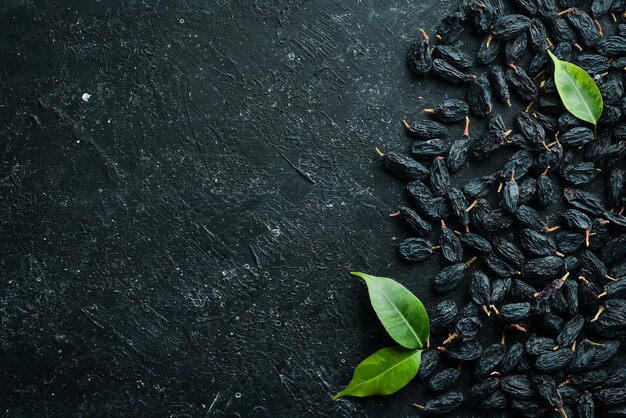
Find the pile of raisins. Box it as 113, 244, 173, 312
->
383, 0, 626, 416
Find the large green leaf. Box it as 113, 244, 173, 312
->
352, 272, 429, 349
333, 346, 421, 399
547, 50, 603, 126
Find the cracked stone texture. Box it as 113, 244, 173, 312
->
3, 1, 622, 417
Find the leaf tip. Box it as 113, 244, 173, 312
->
350, 271, 367, 279
332, 392, 344, 401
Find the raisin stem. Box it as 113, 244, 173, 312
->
481, 305, 491, 317
374, 147, 384, 158
578, 275, 589, 285
424, 108, 434, 113
463, 116, 470, 137
557, 8, 573, 16
545, 225, 561, 232
590, 306, 605, 322
510, 324, 526, 332
402, 119, 411, 129
485, 34, 493, 48
412, 403, 425, 410
585, 229, 590, 247
442, 333, 458, 345
389, 210, 401, 217
419, 28, 429, 42
465, 256, 477, 267
555, 251, 565, 257
465, 200, 478, 212
597, 289, 608, 299
524, 100, 535, 112
593, 19, 604, 37
489, 304, 499, 315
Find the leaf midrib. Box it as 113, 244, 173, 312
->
370, 279, 422, 347
338, 350, 419, 395
558, 61, 596, 122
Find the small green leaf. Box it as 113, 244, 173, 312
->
352, 272, 429, 349
547, 50, 603, 126
333, 346, 421, 399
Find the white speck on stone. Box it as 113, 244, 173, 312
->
82, 93, 91, 102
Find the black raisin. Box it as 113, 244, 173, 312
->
424, 98, 470, 122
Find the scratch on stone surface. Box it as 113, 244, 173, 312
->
271, 144, 315, 184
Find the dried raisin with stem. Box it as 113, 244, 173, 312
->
432, 58, 474, 83
447, 117, 471, 172
459, 232, 493, 254
403, 118, 448, 139
506, 65, 539, 101
439, 220, 463, 263
424, 98, 469, 122
375, 148, 429, 181
390, 207, 431, 237
407, 29, 433, 76
414, 391, 464, 415
468, 73, 492, 117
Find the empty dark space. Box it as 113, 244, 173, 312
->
1, 1, 623, 417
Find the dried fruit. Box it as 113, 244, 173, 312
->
415, 391, 464, 414
436, 12, 465, 44
507, 65, 539, 101
490, 65, 511, 107
429, 368, 461, 391
376, 149, 428, 181
500, 302, 531, 322
447, 117, 471, 172
430, 157, 451, 197
473, 348, 504, 382
412, 139, 448, 159
595, 387, 626, 406
407, 29, 433, 76
438, 339, 482, 361
429, 300, 458, 335
522, 256, 565, 282
439, 220, 463, 263
432, 58, 474, 83
492, 14, 531, 40
563, 8, 601, 48
425, 98, 469, 122
468, 73, 492, 116
399, 237, 434, 262
403, 118, 448, 139
501, 375, 535, 399
519, 228, 559, 257
391, 207, 432, 237
417, 350, 439, 379
434, 45, 474, 69
433, 261, 470, 292
535, 348, 574, 371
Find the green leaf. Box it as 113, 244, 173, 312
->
351, 272, 429, 349
547, 50, 603, 126
333, 346, 421, 399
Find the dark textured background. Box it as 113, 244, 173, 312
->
0, 1, 525, 416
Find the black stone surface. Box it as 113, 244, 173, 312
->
1, 1, 607, 417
